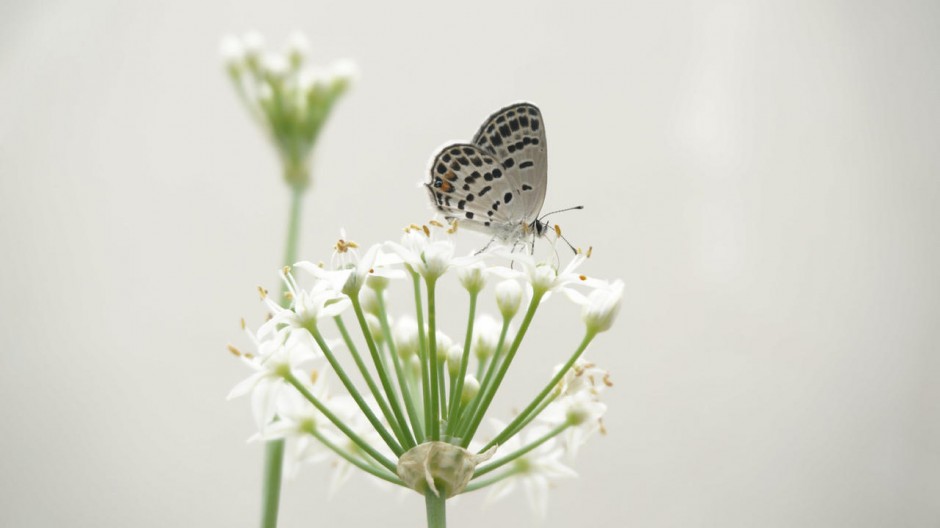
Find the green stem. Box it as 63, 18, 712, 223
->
445, 292, 477, 437
424, 492, 447, 528
501, 392, 558, 442
463, 467, 522, 493
285, 373, 398, 474
307, 427, 406, 487
350, 297, 416, 449
412, 272, 432, 439
260, 186, 304, 528
473, 422, 569, 479
259, 436, 285, 528
302, 322, 404, 457
426, 278, 441, 440
455, 318, 510, 439
460, 291, 545, 447
482, 330, 596, 452
377, 293, 425, 442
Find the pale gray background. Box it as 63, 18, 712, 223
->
1, 0, 938, 526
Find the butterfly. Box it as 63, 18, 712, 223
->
425, 102, 563, 249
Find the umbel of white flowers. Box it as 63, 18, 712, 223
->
220, 31, 358, 190
228, 220, 624, 518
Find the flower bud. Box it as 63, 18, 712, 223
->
394, 317, 419, 359
495, 280, 522, 319
396, 441, 495, 498
472, 314, 500, 361
366, 274, 390, 292
461, 375, 480, 405
530, 263, 557, 294
219, 36, 245, 71
581, 280, 623, 334
365, 313, 384, 344
359, 287, 381, 316
435, 332, 453, 362
457, 262, 487, 294
446, 344, 463, 376
286, 31, 309, 68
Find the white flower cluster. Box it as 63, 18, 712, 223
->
228, 221, 624, 515
220, 31, 358, 189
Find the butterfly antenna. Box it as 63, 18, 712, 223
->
539, 205, 585, 221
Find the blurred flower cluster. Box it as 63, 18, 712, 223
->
228, 220, 624, 516
220, 32, 357, 189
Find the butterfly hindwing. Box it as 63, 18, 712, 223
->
425, 143, 520, 229
471, 102, 548, 223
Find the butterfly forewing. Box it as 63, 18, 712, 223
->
471, 102, 548, 223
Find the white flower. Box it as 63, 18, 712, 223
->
506, 252, 600, 299
259, 275, 350, 335
285, 31, 310, 65
494, 279, 523, 319
485, 422, 577, 517
296, 239, 404, 297
242, 31, 265, 58
566, 279, 624, 334
554, 358, 613, 397
539, 391, 607, 460
257, 383, 332, 477
227, 329, 319, 431
330, 58, 359, 84
385, 223, 477, 281
219, 35, 245, 68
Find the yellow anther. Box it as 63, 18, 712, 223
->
603, 373, 613, 387
429, 220, 444, 228
599, 418, 608, 435
587, 246, 593, 258
579, 274, 587, 281
227, 344, 243, 357
310, 369, 319, 384
554, 224, 562, 237
283, 291, 294, 300
422, 225, 431, 237
240, 318, 246, 330
282, 265, 291, 275
257, 286, 268, 299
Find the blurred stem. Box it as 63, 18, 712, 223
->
260, 184, 305, 528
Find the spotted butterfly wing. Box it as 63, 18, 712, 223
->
426, 103, 548, 238
472, 102, 547, 224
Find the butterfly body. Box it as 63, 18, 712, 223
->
425, 102, 549, 247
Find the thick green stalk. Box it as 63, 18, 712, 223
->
425, 492, 447, 528
460, 292, 544, 447
481, 330, 596, 452
260, 186, 304, 528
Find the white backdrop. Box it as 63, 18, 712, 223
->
1, 0, 938, 526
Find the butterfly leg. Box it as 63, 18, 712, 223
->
475, 234, 499, 256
